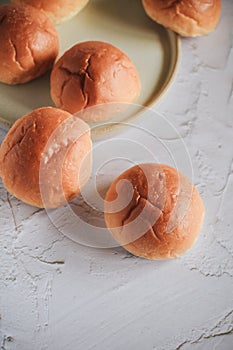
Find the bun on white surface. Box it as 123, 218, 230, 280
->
141, 0, 221, 37
11, 0, 90, 24
105, 163, 205, 260
0, 3, 59, 85
50, 41, 141, 121
0, 107, 92, 208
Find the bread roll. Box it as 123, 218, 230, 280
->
142, 0, 221, 37
0, 107, 92, 208
105, 163, 205, 260
11, 0, 90, 25
50, 41, 141, 121
0, 4, 59, 85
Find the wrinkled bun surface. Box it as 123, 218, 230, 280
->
50, 41, 141, 121
12, 0, 90, 24
105, 164, 205, 260
142, 0, 221, 37
0, 3, 59, 85
0, 107, 92, 208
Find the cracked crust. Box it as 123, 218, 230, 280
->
0, 3, 59, 85
50, 41, 141, 121
142, 0, 221, 37
11, 0, 90, 25
0, 107, 92, 208
58, 55, 93, 110
104, 164, 205, 260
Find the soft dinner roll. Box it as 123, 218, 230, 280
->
105, 164, 205, 260
0, 107, 92, 208
0, 3, 59, 85
11, 0, 90, 24
142, 0, 221, 37
50, 41, 141, 121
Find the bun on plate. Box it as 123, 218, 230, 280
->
50, 41, 141, 122
11, 0, 90, 24
0, 3, 59, 84
142, 0, 221, 37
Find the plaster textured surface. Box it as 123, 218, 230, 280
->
0, 1, 233, 349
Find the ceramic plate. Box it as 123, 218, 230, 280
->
0, 0, 180, 136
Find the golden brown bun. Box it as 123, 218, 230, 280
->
50, 41, 141, 121
105, 164, 205, 260
142, 0, 221, 37
0, 107, 92, 208
11, 0, 90, 25
0, 4, 59, 85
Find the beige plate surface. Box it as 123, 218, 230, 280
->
0, 0, 180, 138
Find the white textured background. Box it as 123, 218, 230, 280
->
1, 1, 233, 349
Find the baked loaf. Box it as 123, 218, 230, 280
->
105, 163, 205, 259
0, 3, 59, 85
0, 107, 92, 208
11, 0, 90, 24
50, 41, 141, 121
142, 0, 221, 37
